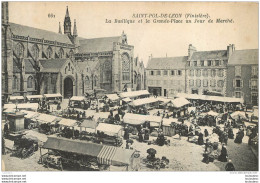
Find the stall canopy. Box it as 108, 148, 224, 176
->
122, 97, 132, 102
162, 118, 179, 126
70, 96, 85, 101
157, 97, 172, 104
93, 112, 110, 122
171, 97, 190, 108
96, 123, 123, 136
21, 110, 39, 119
59, 118, 78, 127
3, 108, 15, 114
9, 96, 24, 100
131, 97, 159, 106
207, 110, 219, 117
17, 103, 38, 111
26, 95, 43, 100
176, 93, 244, 103
231, 111, 247, 120
3, 104, 16, 109
43, 136, 135, 166
80, 119, 97, 129
143, 115, 162, 127
106, 94, 119, 101
36, 114, 60, 124
120, 90, 150, 98
123, 113, 147, 125
44, 93, 62, 98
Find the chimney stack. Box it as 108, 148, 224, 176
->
227, 44, 235, 58
188, 44, 197, 59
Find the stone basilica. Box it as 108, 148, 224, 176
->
1, 2, 145, 100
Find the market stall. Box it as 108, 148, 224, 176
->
130, 97, 159, 110
44, 93, 62, 104
143, 115, 162, 127
93, 112, 110, 122
80, 119, 97, 133
35, 114, 61, 134
17, 103, 38, 111
69, 96, 87, 109
162, 118, 179, 136
26, 95, 43, 103
8, 96, 25, 103
20, 110, 40, 129
123, 113, 147, 125
120, 90, 150, 100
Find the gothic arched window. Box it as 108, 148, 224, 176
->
31, 44, 39, 60
122, 53, 130, 81
85, 76, 90, 88
15, 42, 24, 58
94, 76, 98, 87
58, 48, 64, 58
27, 76, 33, 88
69, 49, 74, 58
47, 47, 53, 59
12, 75, 18, 90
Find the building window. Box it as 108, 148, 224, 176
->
252, 66, 258, 77
12, 75, 18, 90
178, 70, 182, 76
196, 70, 201, 77
94, 76, 98, 87
189, 70, 194, 77
207, 60, 212, 66
163, 70, 168, 76
234, 79, 243, 88
235, 91, 242, 98
122, 54, 130, 81
189, 80, 194, 86
31, 44, 39, 60
210, 79, 216, 87
187, 61, 190, 67
193, 61, 197, 66
203, 79, 208, 87
156, 70, 161, 75
235, 66, 242, 76
69, 49, 74, 58
218, 69, 224, 77
217, 80, 224, 87
150, 71, 154, 75
196, 79, 201, 87
58, 48, 64, 58
47, 47, 53, 59
85, 76, 90, 87
211, 69, 216, 77
27, 76, 33, 88
252, 93, 258, 106
202, 69, 208, 77
250, 79, 258, 89
15, 42, 24, 58
200, 61, 204, 66
215, 60, 220, 66
171, 70, 175, 75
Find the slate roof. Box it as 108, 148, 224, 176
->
190, 50, 227, 61
9, 22, 73, 44
146, 56, 188, 70
39, 59, 68, 72
228, 49, 258, 65
78, 36, 121, 53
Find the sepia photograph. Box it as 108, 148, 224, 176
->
1, 1, 259, 175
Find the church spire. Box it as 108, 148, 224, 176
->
58, 22, 62, 34
73, 19, 78, 37
64, 6, 71, 35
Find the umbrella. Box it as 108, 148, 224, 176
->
231, 111, 247, 120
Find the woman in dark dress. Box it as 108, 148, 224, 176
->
218, 144, 228, 162
198, 133, 204, 145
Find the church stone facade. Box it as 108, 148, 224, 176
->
2, 3, 145, 100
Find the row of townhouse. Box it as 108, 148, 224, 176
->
146, 44, 258, 106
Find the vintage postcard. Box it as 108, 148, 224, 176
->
1, 1, 258, 175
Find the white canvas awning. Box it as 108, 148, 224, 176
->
9, 96, 24, 100
131, 97, 159, 106
171, 97, 190, 108
119, 90, 150, 98
70, 96, 85, 101
44, 93, 62, 98
231, 111, 247, 120
96, 123, 123, 136
26, 95, 43, 100
106, 94, 119, 101
122, 97, 132, 102
59, 118, 77, 127
36, 114, 60, 124
17, 103, 38, 111
21, 110, 39, 119
3, 104, 16, 109
93, 112, 110, 121
123, 113, 147, 125
207, 110, 219, 117
144, 115, 162, 127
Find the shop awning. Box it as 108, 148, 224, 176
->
26, 95, 43, 99
44, 93, 62, 98
119, 90, 150, 98
59, 118, 77, 127
123, 113, 147, 125
171, 97, 190, 108
96, 123, 123, 136
106, 94, 119, 101
131, 97, 159, 106
70, 96, 85, 101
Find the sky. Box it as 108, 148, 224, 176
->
9, 2, 258, 67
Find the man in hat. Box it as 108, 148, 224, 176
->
225, 160, 235, 171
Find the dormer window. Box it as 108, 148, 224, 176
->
193, 61, 197, 66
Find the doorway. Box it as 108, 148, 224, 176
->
64, 77, 73, 98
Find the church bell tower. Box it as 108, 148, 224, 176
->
64, 6, 71, 35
